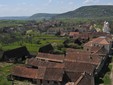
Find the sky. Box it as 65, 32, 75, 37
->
0, 0, 113, 17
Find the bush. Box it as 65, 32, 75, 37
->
53, 49, 64, 54
67, 43, 82, 49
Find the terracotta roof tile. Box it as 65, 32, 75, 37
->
69, 32, 79, 37
36, 52, 64, 63
84, 36, 110, 47
12, 66, 64, 81
44, 68, 64, 81
65, 51, 102, 65
65, 62, 96, 74
11, 66, 46, 79
77, 73, 94, 85
65, 72, 82, 82
27, 58, 64, 68
65, 72, 95, 85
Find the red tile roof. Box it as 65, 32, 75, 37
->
65, 72, 82, 82
36, 52, 64, 63
65, 62, 96, 74
44, 68, 64, 81
69, 32, 79, 37
65, 72, 95, 85
12, 66, 64, 81
90, 46, 107, 55
27, 58, 64, 68
84, 36, 110, 47
66, 48, 89, 54
11, 66, 46, 79
76, 73, 94, 85
65, 51, 102, 65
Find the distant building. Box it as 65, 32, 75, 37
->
84, 36, 112, 53
103, 21, 110, 33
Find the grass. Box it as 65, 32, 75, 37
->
102, 62, 112, 85
1, 35, 65, 54
0, 63, 16, 85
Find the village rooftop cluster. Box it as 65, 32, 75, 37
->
0, 21, 113, 85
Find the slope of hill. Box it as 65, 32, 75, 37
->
54, 5, 113, 19
29, 13, 58, 20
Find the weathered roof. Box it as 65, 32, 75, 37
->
65, 62, 96, 74
11, 66, 45, 79
65, 51, 102, 65
65, 72, 95, 85
66, 48, 89, 54
65, 72, 82, 82
77, 73, 95, 85
12, 66, 64, 81
36, 52, 65, 63
27, 58, 64, 68
90, 46, 107, 55
84, 36, 110, 47
44, 68, 64, 81
69, 32, 79, 37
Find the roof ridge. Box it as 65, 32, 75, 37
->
92, 46, 103, 55
74, 72, 85, 85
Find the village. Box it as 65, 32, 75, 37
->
0, 21, 112, 85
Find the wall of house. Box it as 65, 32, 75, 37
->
104, 45, 110, 53
95, 55, 108, 76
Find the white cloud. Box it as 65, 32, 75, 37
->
84, 0, 99, 4
84, 0, 94, 4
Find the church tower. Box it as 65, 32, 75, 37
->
102, 21, 110, 33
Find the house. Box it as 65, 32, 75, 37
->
84, 36, 112, 53
64, 61, 96, 75
36, 52, 65, 63
11, 66, 64, 85
39, 44, 54, 53
91, 32, 111, 38
84, 45, 107, 55
65, 49, 102, 65
65, 48, 108, 76
65, 72, 95, 85
69, 32, 79, 38
79, 32, 91, 40
2, 46, 30, 63
27, 58, 64, 69
11, 66, 39, 80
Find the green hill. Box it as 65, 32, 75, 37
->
29, 13, 57, 20
54, 5, 113, 19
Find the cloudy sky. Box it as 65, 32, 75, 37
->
0, 0, 113, 16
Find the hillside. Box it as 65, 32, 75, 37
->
29, 13, 57, 20
54, 5, 113, 19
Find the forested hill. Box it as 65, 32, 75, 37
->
29, 13, 57, 20
53, 5, 113, 19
